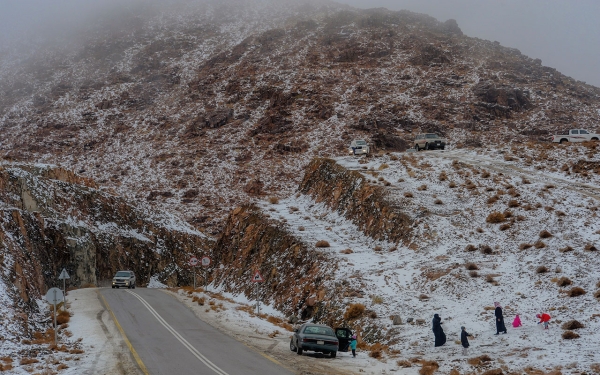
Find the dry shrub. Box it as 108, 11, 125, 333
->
568, 287, 586, 297
467, 354, 492, 366
268, 196, 279, 204
19, 358, 39, 365
556, 210, 566, 216
419, 294, 429, 300
560, 246, 574, 253
590, 364, 600, 373
480, 245, 493, 255
561, 320, 584, 330
371, 295, 384, 304
56, 310, 71, 325
595, 290, 600, 299
597, 280, 600, 288
438, 172, 447, 181
419, 360, 439, 375
539, 230, 553, 238
469, 270, 479, 278
315, 240, 330, 248
57, 363, 69, 370
434, 199, 443, 205
466, 263, 479, 270
476, 227, 484, 233
585, 243, 598, 252
267, 316, 283, 325
487, 195, 499, 204
516, 215, 526, 221
499, 223, 511, 231
378, 163, 389, 170
508, 188, 520, 197
369, 342, 387, 359
417, 184, 427, 191
486, 274, 496, 283
465, 244, 477, 252
482, 171, 491, 178
536, 266, 549, 274
482, 370, 503, 375
562, 331, 580, 340
340, 248, 353, 254
397, 360, 412, 367
344, 303, 366, 320
449, 181, 457, 188
486, 211, 505, 223
520, 243, 533, 250
508, 199, 520, 207
298, 226, 305, 231
556, 277, 572, 287
404, 192, 414, 198
534, 241, 546, 249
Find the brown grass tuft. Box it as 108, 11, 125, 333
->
520, 243, 533, 250
419, 360, 439, 375
434, 199, 443, 205
480, 245, 493, 255
467, 354, 492, 366
449, 181, 457, 188
539, 230, 553, 238
562, 330, 580, 340
486, 211, 505, 223
487, 195, 499, 204
536, 266, 549, 274
369, 343, 387, 359
534, 241, 546, 249
560, 246, 574, 253
466, 263, 479, 270
469, 270, 479, 278
438, 172, 447, 181
404, 192, 414, 198
567, 287, 586, 297
315, 240, 330, 248
508, 199, 520, 207
595, 290, 600, 299
585, 243, 598, 252
465, 244, 477, 252
561, 320, 584, 330
417, 184, 427, 191
486, 274, 496, 283
56, 310, 71, 325
397, 359, 412, 367
19, 358, 39, 365
499, 223, 511, 231
556, 277, 572, 287
482, 370, 503, 375
344, 303, 366, 320
268, 196, 279, 204
340, 248, 353, 254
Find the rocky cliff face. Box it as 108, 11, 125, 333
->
211, 204, 339, 318
300, 158, 411, 243
0, 162, 211, 342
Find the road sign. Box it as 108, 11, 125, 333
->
59, 268, 70, 280
251, 270, 264, 283
189, 257, 199, 266
201, 256, 211, 267
45, 288, 64, 304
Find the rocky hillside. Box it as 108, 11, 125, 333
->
0, 162, 210, 348
1, 0, 598, 234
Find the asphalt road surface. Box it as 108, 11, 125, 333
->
100, 288, 293, 375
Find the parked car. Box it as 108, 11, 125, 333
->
414, 133, 446, 150
112, 270, 136, 289
349, 139, 370, 155
552, 129, 600, 143
290, 323, 339, 357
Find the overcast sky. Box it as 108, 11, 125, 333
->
339, 0, 600, 87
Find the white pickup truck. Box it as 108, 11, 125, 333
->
552, 129, 600, 144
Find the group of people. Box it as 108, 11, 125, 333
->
432, 302, 552, 354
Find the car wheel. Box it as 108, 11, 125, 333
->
560, 138, 568, 144
331, 351, 337, 358
296, 345, 303, 355
132, 284, 136, 289
592, 137, 599, 141
111, 286, 115, 289
440, 145, 445, 150
289, 339, 296, 352
116, 286, 119, 289
128, 284, 131, 289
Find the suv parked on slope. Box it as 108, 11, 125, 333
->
551, 129, 600, 143
349, 139, 370, 155
112, 270, 136, 289
414, 133, 446, 150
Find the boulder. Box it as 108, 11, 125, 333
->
392, 315, 403, 325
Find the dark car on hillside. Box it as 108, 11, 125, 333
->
290, 323, 339, 357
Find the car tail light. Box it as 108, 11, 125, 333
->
303, 338, 315, 343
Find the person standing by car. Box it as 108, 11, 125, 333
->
349, 335, 357, 357
494, 302, 507, 335
432, 314, 446, 347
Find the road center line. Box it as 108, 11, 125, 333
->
126, 290, 229, 375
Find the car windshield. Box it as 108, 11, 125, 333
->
303, 326, 335, 336
426, 134, 438, 138
115, 271, 131, 277
355, 141, 366, 145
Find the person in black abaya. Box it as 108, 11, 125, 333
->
494, 301, 507, 334
432, 313, 446, 347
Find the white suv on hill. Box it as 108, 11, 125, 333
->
349, 139, 370, 155
112, 270, 136, 289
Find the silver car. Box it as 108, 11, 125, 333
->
349, 139, 370, 155
112, 270, 136, 289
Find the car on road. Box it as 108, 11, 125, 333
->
414, 133, 446, 150
552, 129, 600, 143
349, 139, 370, 155
112, 270, 136, 289
290, 323, 339, 357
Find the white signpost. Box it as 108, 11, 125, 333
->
45, 287, 64, 345
251, 270, 264, 314
201, 257, 211, 291
58, 268, 70, 305
189, 257, 199, 289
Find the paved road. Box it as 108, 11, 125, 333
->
100, 288, 293, 375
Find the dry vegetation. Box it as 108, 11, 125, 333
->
561, 320, 584, 330
315, 240, 330, 248
486, 211, 505, 223
556, 277, 572, 287
344, 303, 366, 321
562, 330, 580, 340
567, 287, 586, 297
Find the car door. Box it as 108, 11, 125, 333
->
335, 328, 352, 352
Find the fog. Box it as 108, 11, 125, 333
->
1, 0, 599, 87
338, 0, 600, 87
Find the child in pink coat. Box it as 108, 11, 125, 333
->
512, 314, 522, 328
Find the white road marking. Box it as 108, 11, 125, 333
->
126, 290, 229, 375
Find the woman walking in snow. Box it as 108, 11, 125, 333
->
432, 313, 446, 347
460, 326, 473, 355
494, 302, 507, 335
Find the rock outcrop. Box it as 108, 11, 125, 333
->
299, 158, 411, 243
